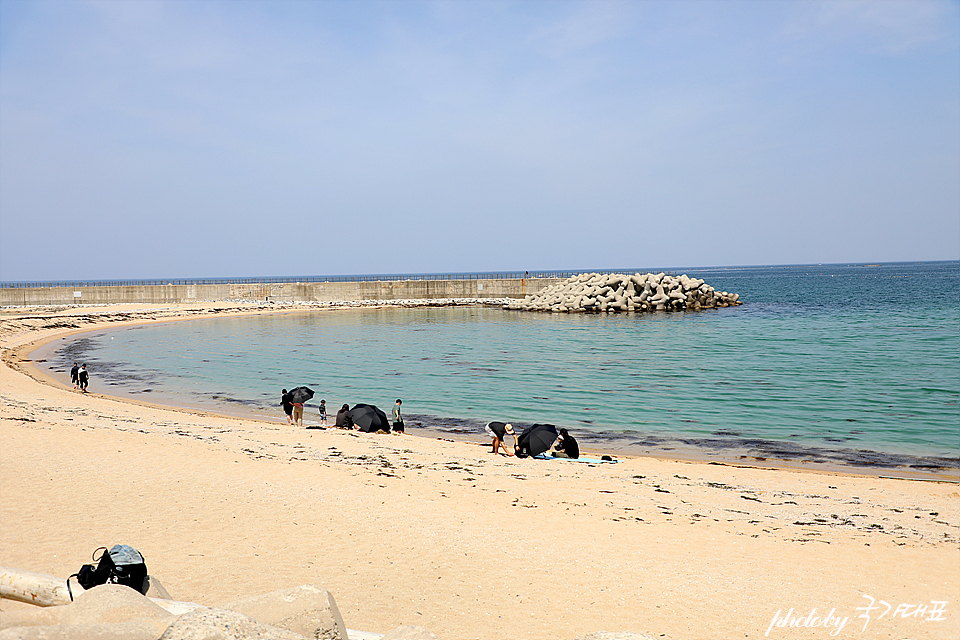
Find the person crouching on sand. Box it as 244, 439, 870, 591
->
335, 404, 354, 430
549, 428, 580, 459
484, 421, 516, 455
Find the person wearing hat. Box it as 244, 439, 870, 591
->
484, 421, 517, 455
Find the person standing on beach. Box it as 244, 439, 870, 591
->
280, 389, 294, 425
392, 399, 404, 433
318, 399, 328, 427
484, 421, 516, 455
292, 401, 304, 427
77, 364, 89, 393
70, 363, 79, 389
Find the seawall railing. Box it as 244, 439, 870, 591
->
0, 269, 648, 289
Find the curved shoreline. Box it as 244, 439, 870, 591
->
10, 303, 332, 420
7, 302, 958, 481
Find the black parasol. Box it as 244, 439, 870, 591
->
287, 386, 314, 404
517, 423, 559, 457
350, 403, 390, 433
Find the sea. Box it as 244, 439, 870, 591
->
40, 261, 960, 474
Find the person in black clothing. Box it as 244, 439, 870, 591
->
280, 389, 294, 425
70, 363, 79, 389
78, 364, 89, 393
484, 421, 517, 455
550, 428, 580, 459
335, 404, 355, 430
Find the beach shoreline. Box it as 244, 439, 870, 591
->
2, 303, 958, 639
12, 303, 959, 482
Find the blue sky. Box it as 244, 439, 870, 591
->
1, 0, 957, 281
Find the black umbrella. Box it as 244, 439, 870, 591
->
517, 423, 559, 458
350, 403, 390, 433
288, 386, 314, 404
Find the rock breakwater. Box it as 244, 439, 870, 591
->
504, 272, 742, 312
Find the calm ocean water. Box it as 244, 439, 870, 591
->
47, 262, 959, 470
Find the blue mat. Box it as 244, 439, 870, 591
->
534, 454, 618, 464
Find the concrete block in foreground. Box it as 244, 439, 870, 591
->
0, 584, 174, 640
0, 604, 67, 629
159, 607, 307, 640
381, 625, 439, 640
220, 584, 347, 640
0, 620, 165, 640
61, 584, 173, 628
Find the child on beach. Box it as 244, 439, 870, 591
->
392, 399, 404, 433
318, 399, 328, 427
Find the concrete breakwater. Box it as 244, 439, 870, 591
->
504, 272, 742, 312
0, 273, 741, 311
0, 278, 560, 307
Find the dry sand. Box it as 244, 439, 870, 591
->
1, 304, 957, 640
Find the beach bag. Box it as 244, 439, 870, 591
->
71, 545, 148, 596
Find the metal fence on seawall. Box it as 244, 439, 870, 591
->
0, 268, 652, 289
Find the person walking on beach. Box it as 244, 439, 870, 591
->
484, 421, 516, 456
335, 404, 354, 429
318, 399, 328, 427
77, 364, 89, 393
293, 400, 304, 427
70, 363, 79, 389
392, 399, 404, 433
280, 389, 294, 425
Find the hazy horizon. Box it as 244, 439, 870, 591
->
3, 258, 958, 285
2, 0, 958, 282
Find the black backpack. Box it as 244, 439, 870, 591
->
70, 545, 148, 598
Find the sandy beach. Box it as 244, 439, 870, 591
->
1, 304, 957, 640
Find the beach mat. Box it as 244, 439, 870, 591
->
534, 454, 618, 464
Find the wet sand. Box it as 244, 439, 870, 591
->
1, 303, 958, 639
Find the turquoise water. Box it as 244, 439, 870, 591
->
49, 262, 959, 466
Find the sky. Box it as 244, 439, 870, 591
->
1, 0, 958, 281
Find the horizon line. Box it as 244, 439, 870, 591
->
2, 259, 957, 288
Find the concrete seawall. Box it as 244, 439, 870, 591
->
0, 278, 563, 306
